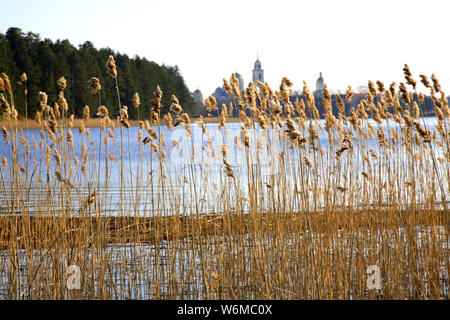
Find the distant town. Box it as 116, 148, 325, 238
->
192, 55, 441, 118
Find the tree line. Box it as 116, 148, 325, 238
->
0, 27, 195, 120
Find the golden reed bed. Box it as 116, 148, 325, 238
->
1, 61, 449, 299
1, 208, 447, 249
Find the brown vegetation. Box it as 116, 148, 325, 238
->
0, 64, 448, 299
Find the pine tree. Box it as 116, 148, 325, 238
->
0, 27, 195, 119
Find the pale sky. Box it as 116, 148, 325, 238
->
1, 0, 449, 97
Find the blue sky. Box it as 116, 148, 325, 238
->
1, 0, 449, 96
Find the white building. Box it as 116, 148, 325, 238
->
252, 54, 264, 83
315, 72, 324, 93
231, 72, 245, 91
193, 88, 204, 106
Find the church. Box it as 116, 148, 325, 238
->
313, 72, 325, 98
315, 72, 324, 92
211, 54, 265, 102
252, 54, 264, 83
196, 56, 326, 110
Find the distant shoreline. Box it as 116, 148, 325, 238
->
0, 117, 242, 130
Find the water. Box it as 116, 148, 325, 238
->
0, 116, 448, 299
0, 117, 448, 216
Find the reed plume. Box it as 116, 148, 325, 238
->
403, 64, 417, 88
87, 77, 102, 95
133, 92, 140, 108
57, 76, 67, 91
106, 55, 118, 78
1, 73, 12, 93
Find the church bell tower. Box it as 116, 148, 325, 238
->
252, 53, 264, 83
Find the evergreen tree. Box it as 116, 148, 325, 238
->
0, 27, 195, 119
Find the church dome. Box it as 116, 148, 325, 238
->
230, 72, 244, 91
315, 72, 324, 92
193, 88, 204, 104
316, 72, 324, 84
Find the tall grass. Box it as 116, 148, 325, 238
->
0, 63, 448, 299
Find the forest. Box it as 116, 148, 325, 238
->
0, 27, 196, 120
